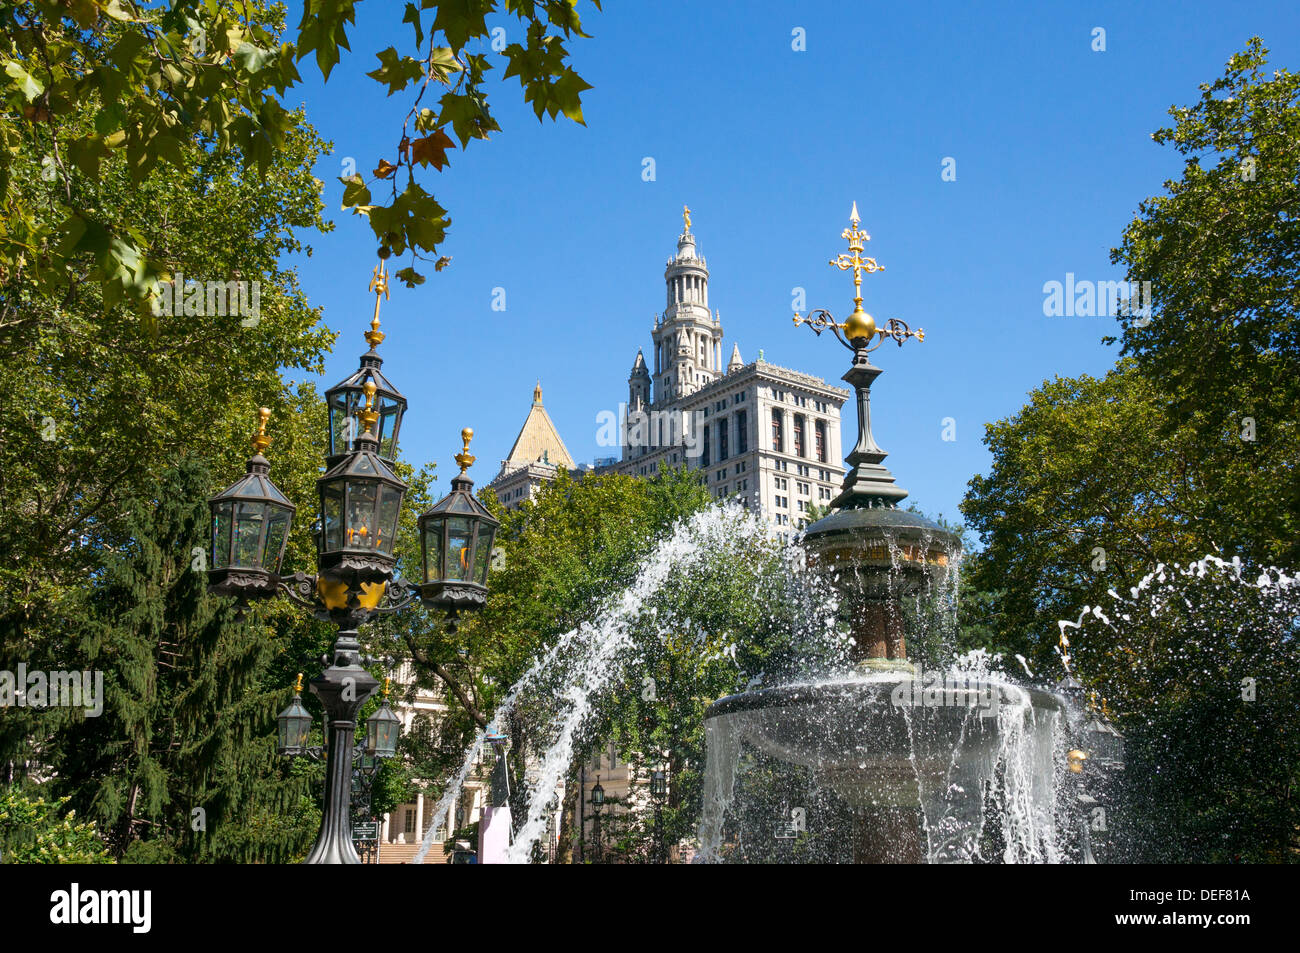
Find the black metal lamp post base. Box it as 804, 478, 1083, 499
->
304, 628, 380, 865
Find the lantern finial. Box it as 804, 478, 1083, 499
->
366, 261, 389, 350
358, 381, 379, 436
382, 675, 390, 698
293, 672, 303, 693
252, 407, 272, 455
455, 428, 475, 475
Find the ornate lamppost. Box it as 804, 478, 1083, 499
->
590, 777, 605, 863
650, 768, 667, 864
207, 261, 499, 864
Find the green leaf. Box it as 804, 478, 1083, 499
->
552, 67, 593, 124
339, 173, 372, 210
234, 42, 276, 75
366, 47, 426, 96
427, 46, 461, 84
431, 0, 490, 50
395, 266, 426, 287
403, 3, 424, 49
4, 61, 45, 102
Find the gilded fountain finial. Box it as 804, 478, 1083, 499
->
793, 203, 924, 353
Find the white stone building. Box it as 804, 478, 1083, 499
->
491, 210, 849, 530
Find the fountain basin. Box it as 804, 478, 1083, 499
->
700, 674, 1066, 862
706, 676, 1062, 808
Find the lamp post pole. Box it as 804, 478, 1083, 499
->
304, 627, 380, 864
591, 777, 605, 863
578, 763, 586, 864
651, 769, 667, 864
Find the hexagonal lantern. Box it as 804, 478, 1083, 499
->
277, 674, 313, 757
316, 382, 408, 590
208, 408, 296, 602
365, 678, 401, 759
651, 770, 668, 799
324, 269, 407, 465
418, 429, 499, 616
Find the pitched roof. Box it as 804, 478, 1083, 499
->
502, 381, 575, 470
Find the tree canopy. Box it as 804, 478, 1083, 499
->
961, 39, 1300, 861
1, 0, 598, 303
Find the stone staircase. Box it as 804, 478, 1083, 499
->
377, 842, 449, 864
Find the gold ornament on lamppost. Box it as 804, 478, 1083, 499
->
454, 427, 476, 475
366, 261, 389, 349
252, 407, 273, 454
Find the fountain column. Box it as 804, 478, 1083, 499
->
794, 205, 951, 861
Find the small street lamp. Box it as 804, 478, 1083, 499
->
365, 677, 402, 758
590, 777, 605, 863
207, 260, 493, 864
650, 769, 668, 864
276, 674, 312, 757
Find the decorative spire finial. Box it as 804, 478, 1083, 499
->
358, 380, 379, 436
293, 672, 304, 694
683, 204, 692, 234
533, 380, 543, 405
455, 428, 476, 475
366, 260, 389, 349
792, 204, 924, 351
831, 202, 883, 339
251, 407, 273, 455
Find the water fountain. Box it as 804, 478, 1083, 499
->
698, 206, 1071, 863
415, 207, 1117, 865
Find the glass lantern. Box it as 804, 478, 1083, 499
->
651, 770, 668, 798
208, 408, 295, 601
591, 779, 605, 807
418, 429, 499, 615
366, 676, 400, 759
277, 675, 313, 757
316, 384, 408, 583
324, 305, 407, 465
365, 697, 401, 759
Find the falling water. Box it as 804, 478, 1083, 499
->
696, 659, 1066, 864
415, 503, 800, 864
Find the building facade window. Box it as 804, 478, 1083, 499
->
719, 417, 729, 461
815, 420, 827, 463
771, 408, 784, 452
736, 409, 748, 454
793, 414, 805, 457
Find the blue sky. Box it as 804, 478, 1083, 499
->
285, 0, 1300, 528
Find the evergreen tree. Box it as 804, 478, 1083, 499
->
53, 459, 317, 862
